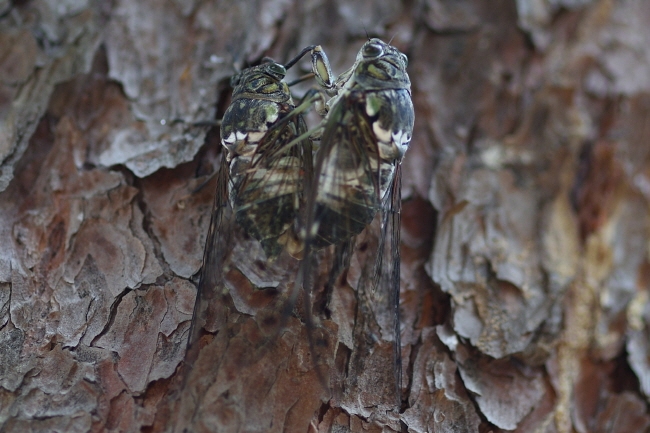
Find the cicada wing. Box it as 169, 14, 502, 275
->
185, 109, 312, 365
233, 110, 310, 260
299, 90, 380, 302
378, 163, 403, 402
290, 93, 385, 395
307, 97, 381, 250
185, 152, 235, 369
300, 89, 408, 405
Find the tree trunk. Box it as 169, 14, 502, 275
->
2, 1, 650, 432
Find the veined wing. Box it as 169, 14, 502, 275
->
183, 42, 334, 367
184, 107, 311, 368
301, 39, 414, 405
184, 153, 234, 369
231, 106, 310, 259
184, 59, 310, 366
309, 88, 413, 250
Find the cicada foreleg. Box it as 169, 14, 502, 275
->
284, 45, 334, 91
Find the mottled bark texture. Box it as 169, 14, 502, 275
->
2, 0, 650, 432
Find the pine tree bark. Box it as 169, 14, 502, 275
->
2, 1, 650, 432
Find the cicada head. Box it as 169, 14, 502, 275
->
229, 61, 292, 104
345, 38, 411, 92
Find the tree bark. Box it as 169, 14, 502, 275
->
2, 0, 650, 432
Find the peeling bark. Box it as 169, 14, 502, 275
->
2, 0, 650, 432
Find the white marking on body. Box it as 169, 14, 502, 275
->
377, 141, 396, 160
366, 99, 378, 117
223, 132, 236, 144
392, 130, 403, 146
266, 111, 278, 124
373, 121, 392, 143
393, 130, 411, 155
235, 131, 247, 141
247, 131, 266, 143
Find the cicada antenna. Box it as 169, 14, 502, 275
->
280, 45, 335, 94
283, 45, 317, 70
286, 72, 316, 87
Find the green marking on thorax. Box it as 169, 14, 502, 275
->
366, 64, 386, 80
366, 93, 382, 116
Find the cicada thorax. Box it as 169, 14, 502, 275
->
308, 39, 414, 250
220, 62, 308, 259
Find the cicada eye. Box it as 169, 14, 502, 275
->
401, 53, 408, 67
362, 42, 383, 58
267, 62, 286, 77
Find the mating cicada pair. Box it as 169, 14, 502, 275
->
187, 39, 414, 399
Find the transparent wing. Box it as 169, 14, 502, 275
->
184, 153, 235, 369
307, 94, 381, 250
297, 90, 405, 400
233, 106, 312, 259
290, 94, 380, 392
377, 163, 403, 402
184, 107, 310, 357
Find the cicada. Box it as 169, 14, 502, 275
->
301, 38, 414, 400
184, 46, 333, 367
